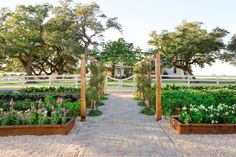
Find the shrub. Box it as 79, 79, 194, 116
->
138, 101, 147, 106
88, 109, 103, 116
140, 107, 155, 116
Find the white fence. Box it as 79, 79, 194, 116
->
0, 74, 86, 90
154, 75, 236, 87
0, 74, 236, 90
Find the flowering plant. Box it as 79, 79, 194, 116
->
179, 104, 236, 124
0, 98, 77, 126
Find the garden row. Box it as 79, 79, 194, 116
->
0, 85, 108, 136
135, 84, 236, 134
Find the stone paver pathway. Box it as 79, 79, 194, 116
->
65, 91, 182, 157
0, 91, 182, 157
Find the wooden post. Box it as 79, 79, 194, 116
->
147, 58, 152, 108
80, 53, 86, 121
105, 75, 108, 93
90, 57, 95, 111
155, 53, 162, 121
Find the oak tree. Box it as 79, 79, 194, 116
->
149, 21, 228, 75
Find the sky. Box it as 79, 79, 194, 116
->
1, 0, 236, 75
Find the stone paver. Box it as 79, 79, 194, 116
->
67, 91, 182, 157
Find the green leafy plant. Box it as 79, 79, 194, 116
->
151, 85, 236, 116
138, 101, 147, 106
140, 107, 155, 116
178, 104, 236, 124
88, 108, 103, 116
95, 101, 105, 106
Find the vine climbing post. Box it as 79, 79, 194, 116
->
155, 53, 162, 121
80, 53, 86, 121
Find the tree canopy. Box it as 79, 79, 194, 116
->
222, 34, 236, 65
100, 38, 142, 76
149, 21, 229, 75
0, 0, 121, 75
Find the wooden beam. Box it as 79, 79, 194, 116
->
80, 53, 86, 121
155, 53, 162, 121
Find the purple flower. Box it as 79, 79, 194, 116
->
61, 108, 66, 113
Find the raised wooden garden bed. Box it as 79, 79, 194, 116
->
0, 118, 75, 136
171, 116, 236, 134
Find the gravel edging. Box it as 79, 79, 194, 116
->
159, 117, 236, 157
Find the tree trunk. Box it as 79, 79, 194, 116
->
80, 53, 86, 121
57, 57, 64, 75
21, 55, 33, 76
183, 70, 193, 76
112, 64, 115, 77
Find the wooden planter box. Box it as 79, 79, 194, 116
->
0, 118, 75, 136
171, 116, 236, 134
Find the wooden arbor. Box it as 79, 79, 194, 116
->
79, 52, 162, 121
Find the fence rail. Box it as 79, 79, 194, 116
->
0, 74, 236, 90
152, 75, 236, 87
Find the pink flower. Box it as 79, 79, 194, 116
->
9, 98, 15, 107
33, 106, 37, 112
38, 99, 43, 105
46, 101, 51, 106
42, 107, 46, 112
56, 97, 64, 104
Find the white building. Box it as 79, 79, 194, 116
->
109, 63, 184, 78
162, 67, 184, 76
